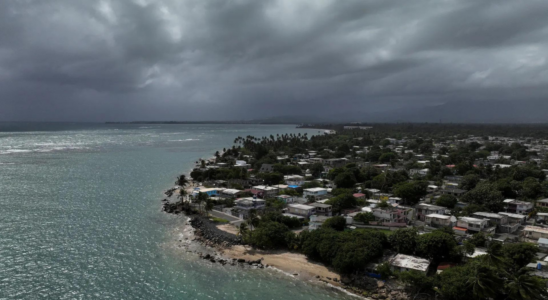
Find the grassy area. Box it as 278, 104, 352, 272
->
210, 217, 230, 224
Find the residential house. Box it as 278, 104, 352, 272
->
441, 187, 467, 198
303, 187, 328, 200
220, 189, 242, 199
523, 226, 548, 241
455, 217, 492, 233
472, 212, 520, 233
276, 194, 295, 204
232, 198, 266, 219
287, 204, 316, 218
372, 206, 414, 226
503, 199, 534, 215
425, 214, 456, 228
284, 175, 305, 186
309, 202, 332, 216
251, 185, 279, 198
416, 203, 446, 221
259, 164, 274, 173
409, 168, 429, 177
389, 254, 431, 274
498, 212, 527, 225
309, 215, 330, 230
193, 187, 221, 198
537, 199, 548, 208
324, 158, 348, 168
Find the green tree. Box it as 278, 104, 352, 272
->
310, 163, 325, 178
334, 171, 357, 188
398, 270, 434, 298
393, 181, 428, 205
353, 212, 375, 224
416, 231, 457, 261
389, 228, 418, 255
460, 173, 481, 190
321, 216, 346, 231
436, 194, 458, 208
461, 182, 504, 212
506, 268, 548, 300
175, 174, 190, 187
326, 193, 357, 214
249, 221, 291, 249
502, 243, 538, 269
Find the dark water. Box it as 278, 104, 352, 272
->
0, 123, 353, 300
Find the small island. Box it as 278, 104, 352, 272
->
163, 124, 548, 300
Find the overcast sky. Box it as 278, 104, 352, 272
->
1, 0, 548, 122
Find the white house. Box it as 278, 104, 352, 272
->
309, 215, 330, 230
456, 217, 491, 233
425, 214, 456, 228
287, 204, 316, 217
303, 187, 328, 199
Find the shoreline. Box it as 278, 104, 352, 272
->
178, 215, 370, 299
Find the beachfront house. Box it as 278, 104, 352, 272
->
303, 187, 328, 200
287, 204, 316, 218
232, 198, 266, 219
389, 254, 431, 274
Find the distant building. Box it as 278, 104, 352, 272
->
309, 215, 330, 230
303, 187, 328, 199
503, 199, 534, 215
309, 202, 332, 216
259, 164, 274, 173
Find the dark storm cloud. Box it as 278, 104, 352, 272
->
0, 0, 547, 122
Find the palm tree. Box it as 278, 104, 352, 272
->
238, 223, 249, 238
175, 174, 189, 187
204, 198, 214, 216
246, 209, 260, 237
505, 268, 548, 300
466, 263, 502, 300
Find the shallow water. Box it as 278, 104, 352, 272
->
0, 123, 354, 300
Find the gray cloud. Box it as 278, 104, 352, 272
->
0, 0, 547, 122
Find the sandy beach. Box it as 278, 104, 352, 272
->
222, 245, 342, 284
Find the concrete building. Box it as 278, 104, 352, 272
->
287, 204, 316, 218
309, 202, 332, 216
303, 187, 328, 199
523, 226, 548, 241
456, 217, 491, 233
425, 214, 456, 228
251, 185, 279, 198
232, 198, 266, 219
309, 215, 330, 230
416, 203, 446, 221
503, 199, 534, 214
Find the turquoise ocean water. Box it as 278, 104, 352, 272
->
0, 123, 354, 300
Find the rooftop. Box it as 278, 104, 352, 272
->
459, 217, 487, 224
472, 212, 506, 219
309, 203, 332, 208
498, 212, 527, 219
288, 204, 315, 210
524, 226, 548, 234
304, 187, 327, 192
426, 213, 451, 219
390, 254, 430, 272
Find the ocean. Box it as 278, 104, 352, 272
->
0, 123, 355, 300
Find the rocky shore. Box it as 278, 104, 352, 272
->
162, 191, 410, 299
